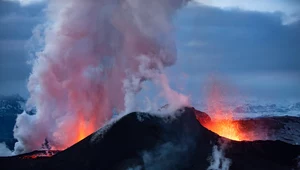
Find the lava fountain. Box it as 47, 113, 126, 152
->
201, 79, 257, 141
76, 113, 96, 143
202, 113, 252, 141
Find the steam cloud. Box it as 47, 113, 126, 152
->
11, 0, 190, 154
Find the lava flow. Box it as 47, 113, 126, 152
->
21, 150, 60, 159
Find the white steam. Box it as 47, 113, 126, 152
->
12, 0, 190, 154
0, 143, 13, 156
207, 145, 231, 170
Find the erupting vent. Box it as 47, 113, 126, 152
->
76, 116, 96, 144
203, 118, 252, 141
201, 80, 259, 141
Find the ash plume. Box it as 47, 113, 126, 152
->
12, 0, 190, 154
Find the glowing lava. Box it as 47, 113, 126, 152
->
202, 117, 250, 141
21, 150, 60, 159
201, 79, 256, 141
75, 114, 96, 143
56, 113, 98, 149
200, 102, 253, 141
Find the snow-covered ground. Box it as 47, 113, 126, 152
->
192, 99, 300, 119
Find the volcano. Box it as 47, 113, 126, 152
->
1, 107, 299, 170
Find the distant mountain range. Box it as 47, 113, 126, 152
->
231, 102, 300, 119
233, 103, 300, 114
193, 100, 300, 118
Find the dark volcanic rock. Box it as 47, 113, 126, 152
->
234, 116, 300, 145
0, 107, 299, 170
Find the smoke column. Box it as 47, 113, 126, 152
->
12, 0, 190, 154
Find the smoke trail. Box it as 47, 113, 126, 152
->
13, 0, 190, 154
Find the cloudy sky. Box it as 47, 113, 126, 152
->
0, 0, 299, 103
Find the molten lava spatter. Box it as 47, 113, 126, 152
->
202, 118, 250, 141
201, 79, 257, 141
200, 105, 254, 141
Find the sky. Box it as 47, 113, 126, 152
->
0, 0, 299, 103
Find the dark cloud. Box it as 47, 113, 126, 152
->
0, 1, 299, 100
0, 1, 44, 39
175, 5, 300, 73
170, 5, 300, 100
0, 1, 44, 97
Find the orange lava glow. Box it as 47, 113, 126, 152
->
22, 155, 39, 159
56, 113, 98, 149
203, 118, 251, 141
21, 150, 60, 159
202, 79, 256, 141
75, 114, 96, 143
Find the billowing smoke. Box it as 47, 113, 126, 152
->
12, 0, 190, 154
